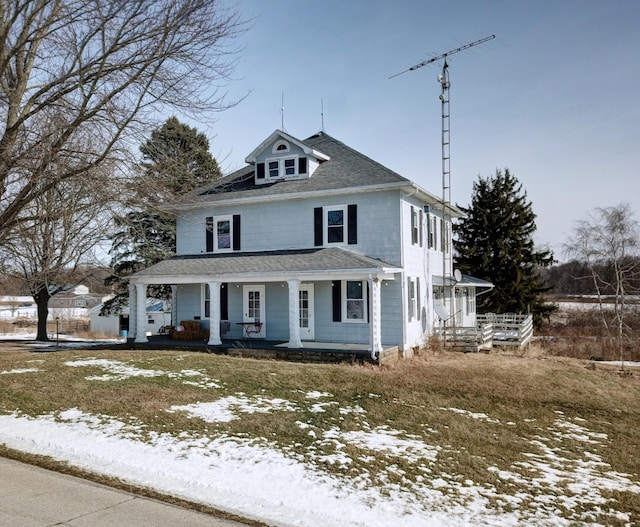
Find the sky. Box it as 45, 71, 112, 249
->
1, 351, 638, 526
186, 0, 640, 261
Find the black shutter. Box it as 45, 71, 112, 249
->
232, 214, 241, 251
221, 283, 228, 320
256, 163, 265, 179
206, 217, 214, 252
348, 204, 357, 245
314, 207, 323, 246
417, 278, 421, 319
298, 157, 307, 174
332, 280, 342, 322
419, 209, 424, 247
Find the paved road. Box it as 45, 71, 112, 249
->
0, 457, 252, 527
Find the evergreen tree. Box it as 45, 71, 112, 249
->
103, 117, 222, 313
453, 168, 555, 327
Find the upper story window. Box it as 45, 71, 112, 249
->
314, 205, 357, 246
273, 141, 290, 153
327, 207, 345, 243
258, 155, 307, 181
206, 215, 241, 253
427, 214, 437, 249
410, 206, 423, 246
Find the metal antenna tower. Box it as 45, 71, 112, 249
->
390, 35, 495, 338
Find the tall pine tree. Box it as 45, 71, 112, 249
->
103, 117, 222, 313
453, 168, 554, 327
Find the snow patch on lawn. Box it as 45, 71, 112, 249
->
0, 368, 42, 374
65, 358, 222, 388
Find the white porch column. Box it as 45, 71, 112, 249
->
207, 281, 222, 346
368, 277, 382, 360
128, 283, 136, 339
134, 282, 148, 343
170, 285, 177, 329
287, 279, 302, 348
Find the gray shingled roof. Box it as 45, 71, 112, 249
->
131, 247, 400, 280
168, 132, 412, 207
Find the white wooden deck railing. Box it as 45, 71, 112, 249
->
438, 313, 533, 351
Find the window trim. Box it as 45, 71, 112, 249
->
323, 205, 348, 245
206, 214, 238, 253
342, 280, 368, 323
265, 155, 300, 180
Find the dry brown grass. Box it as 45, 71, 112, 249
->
0, 346, 639, 524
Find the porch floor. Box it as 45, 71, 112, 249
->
122, 335, 392, 364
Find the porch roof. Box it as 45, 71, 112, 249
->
130, 247, 401, 285
433, 274, 494, 289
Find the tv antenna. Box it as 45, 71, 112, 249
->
390, 35, 494, 338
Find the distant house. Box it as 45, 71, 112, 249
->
48, 284, 103, 310
89, 299, 171, 337
128, 130, 492, 359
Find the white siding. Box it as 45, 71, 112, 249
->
176, 189, 402, 264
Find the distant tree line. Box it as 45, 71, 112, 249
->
542, 258, 640, 296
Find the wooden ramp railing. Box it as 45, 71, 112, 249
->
439, 313, 533, 351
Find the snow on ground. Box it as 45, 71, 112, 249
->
0, 359, 639, 527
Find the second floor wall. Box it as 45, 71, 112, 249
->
176, 188, 405, 266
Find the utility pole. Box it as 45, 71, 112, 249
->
390, 35, 495, 343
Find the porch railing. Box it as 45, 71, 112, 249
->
437, 323, 493, 352
476, 313, 533, 348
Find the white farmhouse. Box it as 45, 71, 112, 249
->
129, 130, 491, 360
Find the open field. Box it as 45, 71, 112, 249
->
0, 344, 639, 526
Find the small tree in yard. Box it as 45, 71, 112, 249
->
454, 168, 555, 328
103, 117, 222, 314
0, 162, 115, 341
564, 203, 640, 365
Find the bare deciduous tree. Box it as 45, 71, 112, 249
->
0, 0, 244, 244
565, 203, 640, 366
1, 155, 116, 341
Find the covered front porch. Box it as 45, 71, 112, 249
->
128, 248, 401, 362
124, 334, 400, 365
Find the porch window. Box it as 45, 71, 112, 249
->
343, 280, 367, 322
202, 283, 228, 319
466, 288, 476, 315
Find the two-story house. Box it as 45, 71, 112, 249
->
128, 130, 491, 359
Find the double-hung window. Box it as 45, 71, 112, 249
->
327, 207, 345, 243
206, 215, 240, 252
407, 277, 421, 320
268, 160, 279, 178
410, 206, 423, 246
344, 280, 367, 322
266, 157, 299, 179
315, 205, 357, 246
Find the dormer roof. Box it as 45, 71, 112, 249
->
244, 129, 330, 165
166, 131, 462, 217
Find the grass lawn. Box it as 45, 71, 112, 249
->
1, 347, 639, 525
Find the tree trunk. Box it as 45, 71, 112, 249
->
34, 287, 51, 342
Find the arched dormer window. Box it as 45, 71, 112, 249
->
273, 141, 290, 153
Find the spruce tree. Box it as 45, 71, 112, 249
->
103, 117, 222, 313
453, 168, 555, 327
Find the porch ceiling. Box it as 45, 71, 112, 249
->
130, 247, 401, 285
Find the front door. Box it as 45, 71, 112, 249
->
243, 285, 265, 338
299, 284, 314, 340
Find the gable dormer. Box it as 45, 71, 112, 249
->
245, 130, 330, 185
